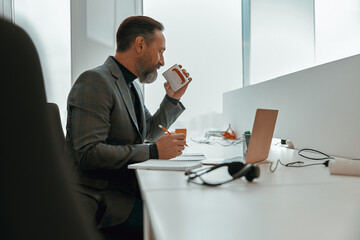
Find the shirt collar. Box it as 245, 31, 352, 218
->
111, 56, 137, 85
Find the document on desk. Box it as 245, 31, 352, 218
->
170, 153, 206, 161
128, 160, 202, 171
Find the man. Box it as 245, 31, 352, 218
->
66, 16, 191, 239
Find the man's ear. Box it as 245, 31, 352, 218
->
135, 36, 145, 54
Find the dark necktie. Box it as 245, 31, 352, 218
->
130, 83, 142, 133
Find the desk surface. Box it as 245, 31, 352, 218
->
136, 142, 360, 240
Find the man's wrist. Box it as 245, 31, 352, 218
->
166, 94, 180, 105
149, 143, 159, 159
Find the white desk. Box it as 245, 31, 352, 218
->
136, 143, 360, 240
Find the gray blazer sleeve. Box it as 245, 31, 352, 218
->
131, 81, 185, 142
66, 70, 184, 171
144, 97, 185, 142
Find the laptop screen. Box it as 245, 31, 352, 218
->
245, 109, 278, 164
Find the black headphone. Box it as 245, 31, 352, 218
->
185, 161, 260, 186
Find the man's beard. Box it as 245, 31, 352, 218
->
136, 57, 159, 84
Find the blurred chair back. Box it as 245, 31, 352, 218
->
0, 19, 102, 240
46, 102, 107, 227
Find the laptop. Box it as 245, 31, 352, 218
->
203, 108, 278, 165
244, 108, 278, 164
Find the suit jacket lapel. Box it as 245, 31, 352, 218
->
104, 57, 142, 138
116, 80, 140, 130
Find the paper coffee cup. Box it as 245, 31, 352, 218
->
162, 64, 189, 91
175, 128, 187, 138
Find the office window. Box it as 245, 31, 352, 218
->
13, 0, 71, 129
143, 0, 242, 136
315, 0, 360, 65
249, 0, 315, 85
247, 0, 360, 85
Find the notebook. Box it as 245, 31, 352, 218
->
203, 109, 278, 165
128, 160, 202, 171
170, 153, 206, 161
128, 152, 205, 171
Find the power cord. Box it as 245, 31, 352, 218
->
270, 159, 330, 172
270, 148, 333, 172
298, 148, 334, 160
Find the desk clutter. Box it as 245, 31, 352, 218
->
131, 108, 360, 184
191, 125, 243, 146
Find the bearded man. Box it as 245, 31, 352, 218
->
66, 16, 191, 239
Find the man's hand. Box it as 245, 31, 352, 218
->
164, 65, 192, 100
156, 133, 186, 159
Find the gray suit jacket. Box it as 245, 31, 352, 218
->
66, 56, 184, 227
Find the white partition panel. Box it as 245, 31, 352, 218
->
223, 54, 360, 159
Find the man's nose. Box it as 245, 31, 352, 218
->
159, 55, 165, 66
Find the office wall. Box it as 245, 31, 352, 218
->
223, 54, 360, 159
71, 0, 142, 83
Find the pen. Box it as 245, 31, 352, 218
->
158, 124, 188, 147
